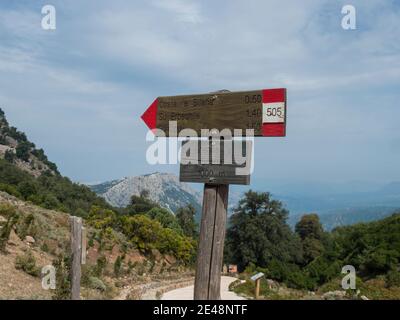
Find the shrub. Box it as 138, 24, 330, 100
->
88, 276, 106, 291
15, 213, 37, 240
17, 181, 38, 199
93, 256, 107, 277
114, 256, 123, 277
0, 204, 19, 252
120, 215, 196, 264
52, 254, 71, 300
4, 150, 15, 163
0, 183, 21, 198
41, 242, 49, 253
41, 194, 61, 210
228, 279, 242, 291
16, 141, 31, 161
15, 250, 39, 276
386, 270, 400, 288
285, 271, 315, 290
146, 207, 183, 234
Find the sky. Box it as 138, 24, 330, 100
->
0, 0, 399, 193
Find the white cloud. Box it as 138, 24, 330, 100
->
0, 0, 400, 183
151, 0, 203, 24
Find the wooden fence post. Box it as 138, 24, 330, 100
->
255, 278, 260, 300
81, 226, 87, 265
194, 184, 229, 300
70, 216, 82, 300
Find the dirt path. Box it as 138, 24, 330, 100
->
114, 275, 194, 300
161, 276, 246, 300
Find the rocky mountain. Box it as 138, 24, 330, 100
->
0, 107, 58, 176
89, 172, 202, 216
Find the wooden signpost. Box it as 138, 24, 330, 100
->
251, 272, 265, 300
141, 88, 287, 300
69, 216, 86, 300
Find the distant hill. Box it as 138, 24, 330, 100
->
274, 183, 400, 216
89, 173, 202, 218
90, 174, 400, 229
288, 206, 400, 231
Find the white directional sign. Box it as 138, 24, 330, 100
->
250, 272, 265, 281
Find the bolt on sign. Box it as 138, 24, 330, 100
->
141, 88, 287, 137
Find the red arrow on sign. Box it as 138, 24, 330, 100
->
141, 98, 158, 132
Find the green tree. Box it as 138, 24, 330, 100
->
120, 214, 195, 264
127, 194, 157, 214
146, 207, 182, 234
16, 141, 31, 161
302, 237, 324, 264
295, 214, 324, 264
17, 180, 38, 199
295, 214, 323, 240
225, 190, 303, 272
176, 204, 198, 238
4, 150, 15, 163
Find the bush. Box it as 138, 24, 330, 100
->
228, 279, 242, 291
119, 214, 196, 264
285, 271, 315, 290
17, 181, 38, 199
0, 204, 19, 252
88, 276, 106, 292
15, 213, 37, 240
4, 150, 15, 163
41, 194, 61, 210
386, 270, 400, 288
93, 256, 107, 277
15, 250, 39, 276
114, 256, 123, 277
16, 141, 31, 161
0, 183, 21, 198
146, 207, 183, 234
52, 254, 71, 300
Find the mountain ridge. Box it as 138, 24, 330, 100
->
89, 172, 202, 218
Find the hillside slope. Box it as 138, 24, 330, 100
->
0, 108, 58, 176
0, 108, 197, 299
0, 191, 194, 299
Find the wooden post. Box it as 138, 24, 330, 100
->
81, 226, 87, 265
194, 184, 229, 300
70, 216, 82, 300
255, 278, 260, 300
